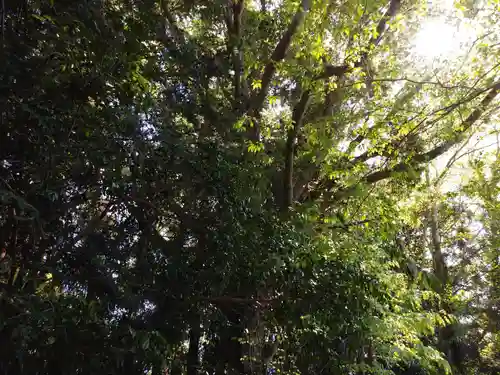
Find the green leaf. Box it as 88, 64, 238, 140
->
251, 80, 262, 90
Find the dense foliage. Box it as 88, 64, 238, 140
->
0, 0, 499, 374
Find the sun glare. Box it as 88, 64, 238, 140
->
412, 19, 459, 60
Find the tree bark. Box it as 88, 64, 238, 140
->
282, 90, 311, 210
249, 0, 312, 117
187, 316, 201, 375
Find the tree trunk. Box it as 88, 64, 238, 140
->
426, 170, 448, 288
187, 316, 201, 375
429, 202, 447, 287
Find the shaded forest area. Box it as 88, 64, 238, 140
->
0, 0, 499, 374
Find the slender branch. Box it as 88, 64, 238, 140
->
426, 170, 448, 287
201, 296, 273, 307
433, 133, 475, 186
351, 80, 497, 179
361, 82, 500, 185
319, 82, 500, 203
0, 176, 15, 193
340, 77, 475, 90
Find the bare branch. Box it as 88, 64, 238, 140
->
341, 77, 476, 90
436, 140, 499, 186
433, 132, 475, 186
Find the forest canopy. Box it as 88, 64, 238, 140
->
0, 0, 499, 374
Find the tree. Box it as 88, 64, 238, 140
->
0, 0, 499, 374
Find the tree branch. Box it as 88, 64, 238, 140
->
315, 64, 352, 80
201, 296, 273, 307
250, 0, 312, 115
425, 170, 448, 287
317, 0, 402, 81
360, 81, 500, 186
371, 0, 402, 46
158, 0, 186, 46
260, 0, 267, 12
293, 1, 404, 202
340, 77, 475, 90
316, 81, 500, 204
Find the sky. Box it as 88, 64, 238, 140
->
410, 0, 499, 191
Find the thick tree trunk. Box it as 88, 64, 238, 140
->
217, 305, 246, 375
429, 201, 448, 286
426, 170, 448, 288
425, 171, 455, 368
